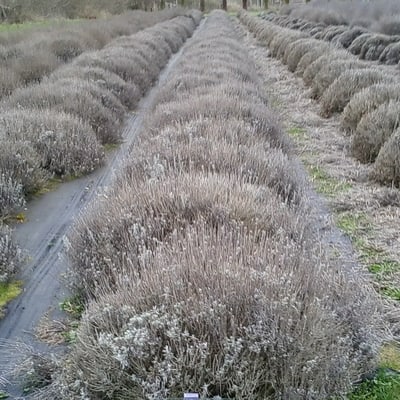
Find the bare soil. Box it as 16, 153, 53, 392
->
235, 18, 400, 337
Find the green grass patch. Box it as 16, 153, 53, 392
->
382, 287, 400, 301
336, 212, 372, 240
368, 260, 400, 276
349, 370, 400, 400
0, 391, 9, 399
306, 165, 352, 197
288, 126, 308, 140
380, 343, 400, 371
103, 143, 120, 152
31, 177, 62, 197
60, 295, 84, 319
0, 281, 22, 316
62, 321, 79, 344
336, 213, 400, 302
32, 173, 83, 199
60, 295, 84, 343
3, 211, 26, 224
349, 343, 400, 399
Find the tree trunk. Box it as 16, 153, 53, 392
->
222, 0, 227, 11
200, 0, 205, 11
263, 0, 268, 9
242, 0, 247, 10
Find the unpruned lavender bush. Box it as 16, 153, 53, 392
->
311, 60, 366, 99
0, 223, 21, 282
72, 15, 197, 94
341, 84, 400, 134
284, 38, 326, 72
359, 34, 399, 61
50, 65, 141, 109
379, 41, 400, 64
67, 171, 304, 299
0, 138, 47, 196
13, 48, 61, 85
334, 27, 368, 48
321, 25, 348, 41
0, 109, 104, 177
320, 68, 394, 117
302, 50, 349, 87
124, 118, 303, 204
6, 81, 122, 145
352, 101, 400, 163
50, 222, 382, 400
262, 9, 400, 67
295, 43, 330, 77
372, 127, 400, 185
348, 33, 374, 55
0, 174, 25, 218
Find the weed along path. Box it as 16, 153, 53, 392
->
0, 18, 206, 397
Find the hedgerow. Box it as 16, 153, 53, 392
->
33, 10, 385, 400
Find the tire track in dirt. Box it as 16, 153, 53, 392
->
0, 18, 206, 398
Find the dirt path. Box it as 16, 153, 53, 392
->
0, 20, 206, 398
235, 18, 400, 336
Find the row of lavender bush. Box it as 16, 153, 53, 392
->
0, 11, 202, 284
241, 11, 400, 187
31, 11, 384, 400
